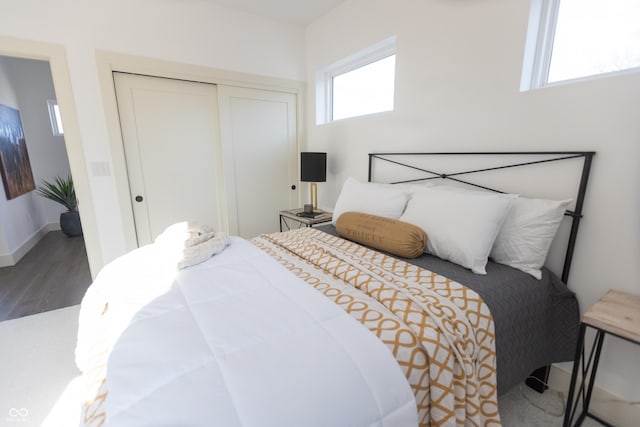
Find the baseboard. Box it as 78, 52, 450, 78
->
0, 253, 13, 268
44, 221, 62, 232
0, 222, 59, 267
548, 364, 640, 426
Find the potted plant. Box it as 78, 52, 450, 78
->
36, 175, 82, 237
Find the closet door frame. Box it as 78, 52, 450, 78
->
96, 51, 304, 253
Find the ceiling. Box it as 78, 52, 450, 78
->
201, 0, 346, 25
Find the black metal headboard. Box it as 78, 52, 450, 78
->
368, 151, 595, 285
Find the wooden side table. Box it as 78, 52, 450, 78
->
279, 209, 332, 232
563, 290, 640, 427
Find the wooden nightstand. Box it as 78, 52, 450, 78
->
279, 209, 332, 231
563, 290, 640, 427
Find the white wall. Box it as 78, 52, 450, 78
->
306, 0, 640, 404
0, 0, 306, 268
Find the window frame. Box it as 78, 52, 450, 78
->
47, 99, 64, 136
521, 0, 561, 91
316, 36, 397, 124
521, 0, 640, 91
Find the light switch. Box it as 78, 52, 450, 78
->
91, 161, 111, 177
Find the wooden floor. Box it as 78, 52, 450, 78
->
0, 231, 92, 322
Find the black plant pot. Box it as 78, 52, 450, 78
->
60, 211, 83, 237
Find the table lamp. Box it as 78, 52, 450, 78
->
300, 152, 326, 212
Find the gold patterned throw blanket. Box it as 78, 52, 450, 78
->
252, 228, 500, 427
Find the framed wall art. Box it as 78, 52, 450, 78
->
0, 104, 35, 200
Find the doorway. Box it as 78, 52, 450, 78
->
0, 55, 91, 321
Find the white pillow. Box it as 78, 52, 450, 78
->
490, 197, 571, 279
332, 177, 410, 225
399, 186, 514, 274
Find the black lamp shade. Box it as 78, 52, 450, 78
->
300, 152, 326, 182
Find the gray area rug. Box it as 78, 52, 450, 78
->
500, 382, 600, 426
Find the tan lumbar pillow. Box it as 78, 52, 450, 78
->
336, 211, 427, 259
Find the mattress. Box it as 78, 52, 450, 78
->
318, 223, 581, 394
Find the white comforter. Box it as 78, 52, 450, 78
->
76, 237, 417, 427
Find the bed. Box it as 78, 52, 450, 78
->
75, 152, 594, 427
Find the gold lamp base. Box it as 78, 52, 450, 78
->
309, 182, 318, 210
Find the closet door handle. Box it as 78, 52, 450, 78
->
291, 185, 296, 190
135, 195, 144, 202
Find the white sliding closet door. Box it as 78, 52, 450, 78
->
217, 86, 298, 238
114, 72, 226, 246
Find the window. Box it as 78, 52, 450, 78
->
331, 55, 396, 121
521, 0, 640, 90
47, 99, 64, 135
316, 37, 396, 124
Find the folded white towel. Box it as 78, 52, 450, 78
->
155, 221, 214, 247
155, 221, 230, 269
176, 232, 230, 269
